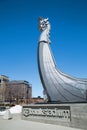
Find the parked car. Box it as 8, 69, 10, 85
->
0, 106, 6, 111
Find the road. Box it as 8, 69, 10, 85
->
0, 114, 82, 130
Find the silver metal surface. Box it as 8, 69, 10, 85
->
38, 17, 87, 102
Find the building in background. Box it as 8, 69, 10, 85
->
0, 75, 9, 104
0, 75, 32, 105
30, 96, 44, 104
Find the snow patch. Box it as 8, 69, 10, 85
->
9, 105, 22, 114
0, 105, 22, 116
0, 111, 6, 116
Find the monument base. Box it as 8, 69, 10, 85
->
22, 103, 87, 130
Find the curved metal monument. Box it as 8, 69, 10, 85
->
38, 17, 87, 102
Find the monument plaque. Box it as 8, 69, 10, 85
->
22, 103, 87, 129
22, 105, 71, 122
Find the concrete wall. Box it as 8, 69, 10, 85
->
22, 103, 87, 130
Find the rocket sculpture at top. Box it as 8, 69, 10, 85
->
38, 17, 87, 102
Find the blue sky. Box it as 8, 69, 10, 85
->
0, 0, 87, 97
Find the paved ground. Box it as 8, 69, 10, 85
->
0, 114, 82, 130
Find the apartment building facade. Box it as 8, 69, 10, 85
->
0, 75, 32, 105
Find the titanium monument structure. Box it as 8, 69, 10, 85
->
38, 17, 87, 102
22, 18, 87, 129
